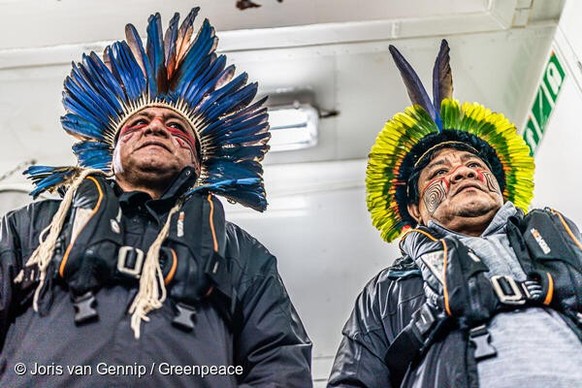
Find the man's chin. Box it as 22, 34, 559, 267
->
455, 200, 501, 218
134, 163, 181, 181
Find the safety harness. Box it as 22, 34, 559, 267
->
385, 208, 582, 387
24, 175, 237, 332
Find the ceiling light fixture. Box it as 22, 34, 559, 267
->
268, 103, 319, 152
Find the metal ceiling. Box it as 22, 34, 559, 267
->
0, 1, 565, 181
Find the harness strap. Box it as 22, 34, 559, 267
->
170, 251, 236, 331
385, 303, 444, 386
385, 273, 545, 386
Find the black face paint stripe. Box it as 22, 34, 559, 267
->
423, 179, 448, 215
481, 170, 500, 193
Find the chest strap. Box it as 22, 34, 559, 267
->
46, 176, 235, 331
385, 272, 544, 387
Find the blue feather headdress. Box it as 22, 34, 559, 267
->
25, 8, 270, 211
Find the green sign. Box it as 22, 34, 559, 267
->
523, 50, 566, 155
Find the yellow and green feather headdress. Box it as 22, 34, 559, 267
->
366, 40, 535, 243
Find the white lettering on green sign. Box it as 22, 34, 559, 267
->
523, 51, 565, 155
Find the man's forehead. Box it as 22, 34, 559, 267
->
422, 148, 487, 171
131, 106, 188, 121
424, 148, 483, 169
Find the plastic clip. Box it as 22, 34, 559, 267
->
469, 325, 497, 360
72, 291, 98, 325
172, 303, 197, 331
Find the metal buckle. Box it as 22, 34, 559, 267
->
490, 275, 526, 305
117, 246, 144, 278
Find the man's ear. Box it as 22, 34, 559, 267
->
407, 203, 422, 225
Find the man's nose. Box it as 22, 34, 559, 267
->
450, 165, 477, 183
144, 118, 170, 137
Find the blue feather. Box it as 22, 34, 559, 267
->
389, 45, 438, 128
196, 72, 249, 118
213, 65, 236, 91
125, 23, 151, 83
175, 8, 200, 60
83, 53, 125, 112
77, 55, 121, 119
217, 146, 269, 162
186, 176, 267, 211
210, 114, 269, 141
432, 39, 452, 130
24, 166, 80, 198
198, 82, 258, 126
62, 89, 107, 134
172, 19, 216, 94
146, 13, 165, 95
108, 42, 146, 100
68, 65, 115, 121
73, 141, 112, 171
182, 54, 225, 106
164, 13, 180, 67
61, 113, 106, 141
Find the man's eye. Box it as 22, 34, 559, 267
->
430, 169, 447, 179
168, 122, 185, 131
130, 119, 148, 127
468, 162, 481, 168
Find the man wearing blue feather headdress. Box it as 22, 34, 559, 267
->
328, 40, 582, 387
0, 8, 312, 387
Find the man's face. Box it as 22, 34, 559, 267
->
112, 106, 200, 192
407, 148, 504, 233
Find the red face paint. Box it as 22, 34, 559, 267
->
419, 164, 492, 215
118, 120, 197, 153
119, 122, 145, 138
166, 126, 196, 153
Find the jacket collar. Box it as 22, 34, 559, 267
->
113, 166, 199, 205
427, 201, 517, 238
159, 166, 198, 200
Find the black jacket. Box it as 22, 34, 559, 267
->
327, 261, 473, 387
0, 169, 312, 387
328, 208, 582, 387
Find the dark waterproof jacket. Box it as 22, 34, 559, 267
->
327, 261, 474, 387
0, 168, 312, 387
328, 209, 582, 387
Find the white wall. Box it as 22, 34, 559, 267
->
224, 160, 397, 383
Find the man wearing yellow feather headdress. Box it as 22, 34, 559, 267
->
328, 40, 582, 387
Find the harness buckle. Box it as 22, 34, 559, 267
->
491, 275, 526, 305
117, 246, 144, 278
469, 325, 497, 360
72, 291, 98, 325
172, 303, 197, 331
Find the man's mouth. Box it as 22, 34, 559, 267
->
452, 183, 483, 196
138, 141, 171, 152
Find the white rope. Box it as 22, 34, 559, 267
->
23, 168, 106, 312
128, 198, 183, 339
